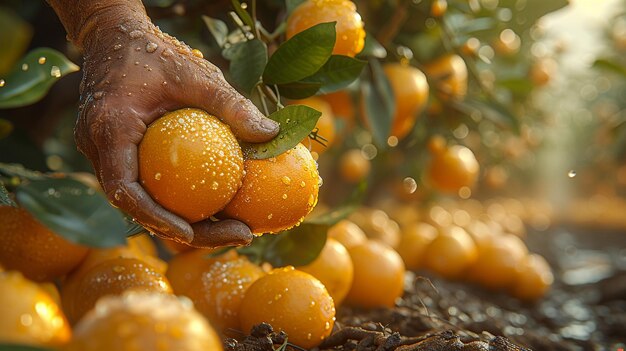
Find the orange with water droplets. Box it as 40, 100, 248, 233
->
61, 257, 172, 324
296, 96, 336, 156
222, 143, 320, 234
166, 248, 234, 296
383, 63, 429, 140
345, 240, 405, 308
139, 108, 244, 222
0, 271, 71, 347
65, 291, 223, 351
287, 0, 365, 57
327, 219, 367, 249
239, 266, 335, 349
183, 255, 265, 331
298, 238, 354, 305
0, 206, 89, 282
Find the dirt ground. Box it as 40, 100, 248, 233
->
226, 225, 626, 351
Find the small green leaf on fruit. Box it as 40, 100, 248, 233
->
241, 105, 321, 160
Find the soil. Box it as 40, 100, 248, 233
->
226, 225, 626, 351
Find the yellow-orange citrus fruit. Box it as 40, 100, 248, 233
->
431, 0, 448, 17
182, 255, 265, 332
127, 233, 158, 257
0, 271, 71, 347
239, 267, 335, 349
296, 96, 336, 156
350, 208, 401, 248
461, 37, 481, 57
466, 233, 528, 290
345, 240, 405, 308
39, 282, 62, 306
287, 0, 365, 57
493, 29, 521, 56
383, 63, 429, 140
62, 257, 172, 324
166, 248, 234, 296
529, 58, 557, 87
424, 54, 468, 100
427, 144, 479, 194
0, 206, 89, 282
327, 219, 367, 249
298, 238, 354, 305
511, 253, 553, 301
321, 91, 355, 129
139, 108, 244, 223
396, 222, 439, 270
65, 291, 223, 351
222, 143, 320, 234
339, 149, 371, 183
423, 226, 478, 279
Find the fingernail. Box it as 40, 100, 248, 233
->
261, 118, 279, 134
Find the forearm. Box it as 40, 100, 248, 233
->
46, 0, 149, 50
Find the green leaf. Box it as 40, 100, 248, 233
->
125, 219, 146, 236
0, 182, 16, 207
202, 15, 229, 47
0, 7, 33, 75
0, 118, 13, 139
15, 177, 128, 248
263, 22, 336, 85
224, 39, 267, 95
593, 59, 626, 78
357, 33, 386, 58
231, 0, 255, 31
0, 344, 55, 351
302, 55, 366, 94
239, 223, 328, 267
0, 47, 79, 109
278, 81, 322, 99
360, 59, 395, 146
0, 163, 44, 180
241, 105, 321, 159
496, 78, 534, 96
286, 0, 306, 14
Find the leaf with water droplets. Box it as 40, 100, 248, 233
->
15, 177, 128, 248
0, 47, 79, 109
241, 105, 321, 160
0, 344, 55, 351
0, 182, 16, 207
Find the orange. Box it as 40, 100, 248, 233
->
396, 222, 439, 270
529, 58, 557, 87
321, 91, 355, 130
349, 208, 401, 248
426, 142, 479, 194
466, 233, 528, 290
0, 206, 89, 282
339, 149, 371, 183
296, 96, 336, 156
424, 54, 468, 100
298, 238, 354, 305
0, 271, 71, 347
461, 38, 481, 57
431, 0, 448, 17
182, 255, 265, 332
327, 219, 367, 249
139, 108, 244, 223
127, 233, 158, 257
222, 143, 320, 234
493, 29, 521, 56
287, 0, 365, 57
61, 257, 172, 324
65, 291, 223, 351
166, 248, 234, 296
423, 226, 478, 279
345, 240, 405, 308
239, 267, 335, 349
383, 63, 429, 140
511, 254, 553, 301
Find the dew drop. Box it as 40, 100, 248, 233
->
324, 321, 331, 330
211, 181, 219, 190
300, 181, 306, 188
93, 91, 104, 100
267, 213, 273, 220
38, 57, 47, 64
403, 177, 418, 194
568, 170, 577, 178
50, 66, 61, 77
129, 30, 143, 39
112, 265, 126, 273
22, 63, 29, 71
20, 314, 33, 326
191, 49, 204, 58
0, 79, 5, 87
146, 42, 158, 53
281, 176, 291, 185
282, 194, 288, 200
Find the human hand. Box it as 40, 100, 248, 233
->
74, 15, 279, 248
